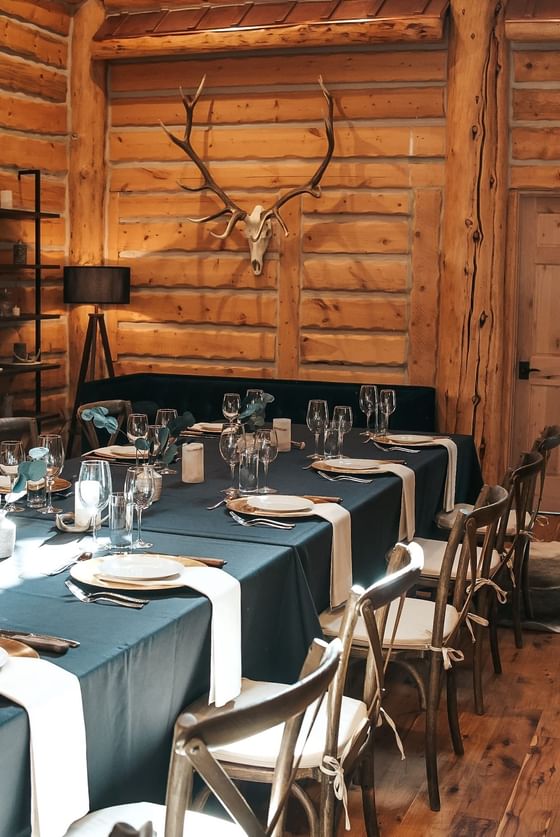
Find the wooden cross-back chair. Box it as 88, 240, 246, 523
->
65, 638, 342, 837
76, 399, 132, 451
0, 417, 38, 450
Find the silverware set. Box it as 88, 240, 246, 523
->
65, 579, 148, 609
229, 510, 294, 530
318, 471, 374, 484
369, 440, 421, 454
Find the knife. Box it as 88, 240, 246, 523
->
180, 556, 226, 568
0, 631, 75, 654
303, 495, 343, 504
0, 629, 80, 648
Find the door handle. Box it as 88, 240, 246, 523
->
518, 360, 541, 380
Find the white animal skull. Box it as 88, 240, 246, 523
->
243, 206, 273, 276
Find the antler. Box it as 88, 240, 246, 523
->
160, 75, 247, 238
252, 76, 335, 241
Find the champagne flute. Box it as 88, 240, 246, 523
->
379, 389, 397, 437
127, 413, 149, 467
257, 428, 278, 494
222, 393, 240, 425
219, 424, 244, 496
38, 434, 65, 514
124, 465, 154, 549
332, 406, 353, 458
77, 459, 112, 552
155, 409, 178, 475
359, 385, 378, 437
0, 440, 25, 513
306, 399, 329, 459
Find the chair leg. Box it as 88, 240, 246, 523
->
292, 782, 320, 837
472, 618, 485, 716
521, 537, 534, 620
445, 667, 463, 756
360, 742, 380, 837
488, 594, 502, 675
425, 654, 442, 811
512, 540, 525, 649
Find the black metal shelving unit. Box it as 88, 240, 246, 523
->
0, 169, 61, 425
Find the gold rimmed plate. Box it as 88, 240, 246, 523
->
0, 476, 71, 495
0, 636, 39, 659
311, 459, 382, 476
382, 434, 438, 446
70, 554, 206, 592
227, 496, 316, 519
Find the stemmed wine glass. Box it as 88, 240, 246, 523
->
147, 424, 163, 464
332, 406, 353, 458
257, 429, 278, 494
124, 465, 154, 549
77, 459, 112, 552
359, 385, 378, 437
306, 399, 329, 459
127, 413, 149, 466
155, 409, 178, 475
0, 440, 25, 513
222, 393, 240, 425
38, 434, 65, 514
379, 389, 397, 437
219, 424, 244, 497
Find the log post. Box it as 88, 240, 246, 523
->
437, 0, 509, 482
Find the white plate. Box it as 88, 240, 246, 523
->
385, 435, 436, 445
249, 495, 314, 513
330, 458, 379, 471
96, 555, 184, 581
0, 647, 8, 669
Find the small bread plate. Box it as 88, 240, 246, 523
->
311, 458, 381, 475
227, 495, 315, 518
70, 554, 206, 592
0, 636, 39, 659
382, 434, 437, 446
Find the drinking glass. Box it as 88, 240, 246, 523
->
245, 389, 264, 405
125, 465, 154, 549
332, 406, 353, 458
306, 399, 329, 459
38, 434, 65, 514
323, 424, 341, 459
108, 492, 133, 551
238, 437, 259, 495
219, 424, 244, 496
127, 413, 149, 466
0, 440, 25, 513
359, 385, 379, 436
77, 459, 112, 552
222, 393, 240, 424
147, 424, 163, 465
154, 409, 177, 475
379, 389, 397, 437
257, 428, 278, 494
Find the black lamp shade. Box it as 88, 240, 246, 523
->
63, 266, 131, 305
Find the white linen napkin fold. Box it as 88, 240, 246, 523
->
92, 445, 139, 459
190, 422, 224, 433
430, 438, 457, 512
177, 567, 241, 707
0, 657, 89, 837
374, 464, 416, 540
311, 503, 352, 608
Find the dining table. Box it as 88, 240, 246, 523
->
0, 424, 482, 837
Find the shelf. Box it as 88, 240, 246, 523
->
0, 264, 60, 271
0, 362, 60, 375
0, 208, 59, 220
0, 314, 60, 322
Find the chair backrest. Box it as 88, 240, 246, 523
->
0, 417, 38, 450
76, 399, 132, 449
164, 637, 341, 837
532, 425, 560, 514
496, 451, 544, 559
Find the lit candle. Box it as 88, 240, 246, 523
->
75, 480, 100, 527
182, 443, 204, 483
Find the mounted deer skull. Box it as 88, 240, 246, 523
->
161, 77, 334, 275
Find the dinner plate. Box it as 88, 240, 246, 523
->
0, 647, 8, 668
0, 476, 71, 495
96, 555, 184, 581
70, 554, 205, 591
383, 434, 437, 445
227, 496, 315, 519
0, 637, 39, 659
249, 495, 314, 513
311, 459, 381, 475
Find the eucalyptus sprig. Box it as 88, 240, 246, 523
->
238, 393, 275, 432
13, 446, 48, 492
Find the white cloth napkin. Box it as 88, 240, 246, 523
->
190, 422, 224, 433
0, 657, 89, 837
430, 438, 457, 512
311, 503, 352, 608
374, 464, 416, 540
93, 445, 139, 459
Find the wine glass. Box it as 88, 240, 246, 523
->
147, 424, 163, 465
379, 389, 397, 437
124, 465, 154, 549
127, 413, 149, 466
0, 440, 25, 513
77, 459, 112, 552
257, 429, 278, 494
306, 399, 329, 460
154, 409, 178, 475
332, 406, 353, 458
219, 424, 244, 496
359, 385, 378, 437
38, 434, 65, 514
222, 393, 240, 425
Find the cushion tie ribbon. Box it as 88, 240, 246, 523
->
378, 706, 405, 760
465, 611, 489, 643
428, 645, 464, 670
467, 577, 508, 604
320, 755, 351, 830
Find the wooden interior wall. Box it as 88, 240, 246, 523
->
106, 48, 446, 384
0, 1, 70, 419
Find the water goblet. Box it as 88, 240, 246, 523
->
0, 440, 25, 513
38, 434, 65, 514
77, 459, 112, 552
332, 405, 353, 458
306, 399, 329, 459
154, 409, 178, 475
379, 389, 397, 437
127, 413, 149, 466
219, 424, 244, 497
222, 393, 240, 425
257, 428, 278, 494
359, 385, 379, 437
124, 465, 154, 550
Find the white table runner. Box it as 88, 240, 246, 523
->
374, 464, 416, 541
311, 503, 352, 608
427, 438, 457, 512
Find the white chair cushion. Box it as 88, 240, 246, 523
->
210, 678, 368, 769
321, 597, 459, 650
436, 505, 528, 536
65, 802, 244, 835
414, 537, 501, 579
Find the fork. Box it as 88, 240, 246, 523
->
65, 579, 148, 608
318, 471, 374, 484
370, 441, 420, 454
229, 510, 295, 530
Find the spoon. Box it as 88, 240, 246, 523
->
46, 551, 93, 576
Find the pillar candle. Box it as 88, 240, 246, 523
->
75, 481, 101, 528
273, 418, 291, 452
182, 443, 204, 483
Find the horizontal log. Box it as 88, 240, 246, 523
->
512, 128, 560, 161
0, 319, 66, 352
512, 89, 560, 122
302, 191, 410, 215
125, 254, 277, 289
15, 392, 66, 416
125, 290, 276, 326
300, 331, 406, 366
301, 295, 406, 330
302, 218, 409, 254
506, 20, 560, 42
0, 134, 67, 175
117, 220, 262, 254
110, 159, 445, 193
1, 217, 66, 249
511, 165, 560, 190
0, 91, 67, 135
0, 172, 65, 212
117, 358, 275, 378
116, 323, 276, 361
0, 0, 70, 36
110, 124, 445, 163
111, 86, 445, 127
302, 258, 408, 292
296, 365, 406, 383
513, 51, 560, 83
0, 52, 67, 102
111, 51, 447, 93
0, 16, 68, 69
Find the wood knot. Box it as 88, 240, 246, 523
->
479, 310, 487, 326
473, 229, 481, 243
